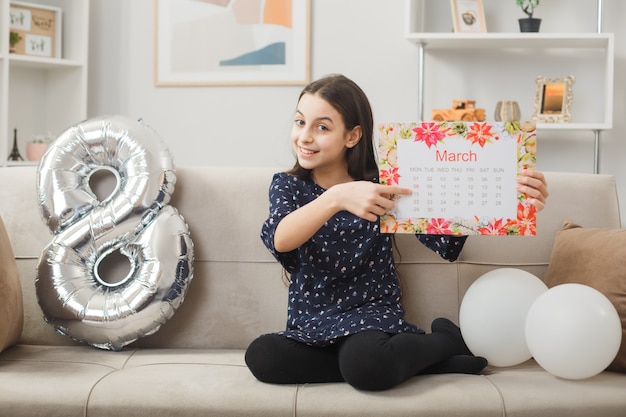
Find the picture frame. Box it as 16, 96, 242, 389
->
9, 1, 62, 58
450, 0, 487, 33
154, 0, 311, 86
532, 75, 576, 123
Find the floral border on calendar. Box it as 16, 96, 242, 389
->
378, 121, 537, 236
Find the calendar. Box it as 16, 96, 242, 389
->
378, 121, 537, 236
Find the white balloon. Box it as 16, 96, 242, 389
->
525, 283, 621, 380
460, 268, 548, 367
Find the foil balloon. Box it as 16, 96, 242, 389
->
35, 115, 194, 351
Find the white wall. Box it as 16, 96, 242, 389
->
88, 0, 626, 220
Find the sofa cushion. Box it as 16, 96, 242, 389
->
0, 216, 23, 352
544, 221, 626, 372
0, 345, 134, 417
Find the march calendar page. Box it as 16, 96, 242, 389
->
377, 121, 537, 236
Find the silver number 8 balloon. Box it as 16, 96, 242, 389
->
35, 115, 194, 351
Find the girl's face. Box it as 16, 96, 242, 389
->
291, 93, 361, 176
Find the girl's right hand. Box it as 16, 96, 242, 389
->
328, 181, 412, 222
273, 181, 411, 253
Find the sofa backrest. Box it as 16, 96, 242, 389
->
0, 167, 620, 350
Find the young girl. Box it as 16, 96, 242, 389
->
245, 74, 549, 391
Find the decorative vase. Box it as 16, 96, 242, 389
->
494, 101, 521, 122
519, 18, 541, 32
26, 143, 49, 161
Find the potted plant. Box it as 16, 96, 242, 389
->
9, 31, 22, 53
26, 134, 52, 162
516, 0, 541, 32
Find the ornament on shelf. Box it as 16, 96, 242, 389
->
8, 129, 23, 161
27, 134, 52, 162
431, 100, 486, 122
494, 101, 521, 122
516, 0, 542, 32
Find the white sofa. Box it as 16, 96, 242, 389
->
1, 166, 625, 417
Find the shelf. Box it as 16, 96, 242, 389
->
1, 0, 89, 167
9, 54, 84, 69
405, 32, 613, 49
404, 0, 613, 173
536, 123, 611, 131
4, 160, 39, 167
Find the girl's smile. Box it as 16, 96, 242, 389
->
297, 145, 318, 157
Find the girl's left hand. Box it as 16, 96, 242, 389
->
517, 169, 549, 212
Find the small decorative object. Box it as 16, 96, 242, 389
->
532, 75, 575, 123
431, 99, 486, 122
8, 128, 23, 161
26, 134, 52, 161
526, 283, 621, 380
460, 268, 548, 367
494, 101, 521, 122
450, 0, 487, 33
516, 0, 541, 32
9, 2, 62, 58
9, 31, 22, 53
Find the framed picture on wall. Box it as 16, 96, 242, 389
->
532, 75, 575, 123
154, 0, 311, 86
450, 0, 487, 33
9, 2, 62, 58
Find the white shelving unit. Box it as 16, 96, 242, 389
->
405, 0, 614, 173
0, 0, 89, 167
